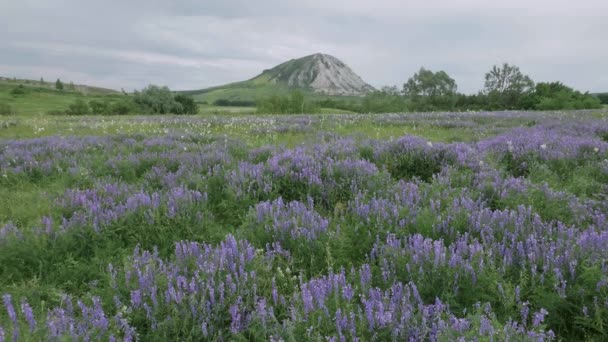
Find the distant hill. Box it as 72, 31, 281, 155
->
0, 77, 124, 116
0, 77, 119, 96
181, 53, 375, 104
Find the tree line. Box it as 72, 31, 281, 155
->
358, 63, 602, 113
254, 63, 603, 114
58, 85, 198, 115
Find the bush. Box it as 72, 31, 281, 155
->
66, 99, 90, 115
9, 85, 26, 96
133, 85, 182, 114
257, 91, 320, 114
46, 110, 65, 116
88, 99, 110, 115
534, 83, 601, 110
110, 98, 136, 115
174, 94, 198, 114
0, 103, 15, 116
213, 99, 256, 107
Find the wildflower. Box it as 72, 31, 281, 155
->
540, 144, 547, 150
20, 299, 37, 332
532, 308, 548, 327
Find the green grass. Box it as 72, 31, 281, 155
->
0, 82, 124, 116
198, 104, 256, 115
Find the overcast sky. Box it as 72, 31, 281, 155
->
1, 0, 607, 93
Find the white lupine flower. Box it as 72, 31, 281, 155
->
540, 144, 547, 150
594, 147, 599, 153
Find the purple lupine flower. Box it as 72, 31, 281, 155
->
2, 295, 18, 342
130, 290, 142, 308
20, 299, 36, 332
479, 315, 495, 336
533, 308, 548, 327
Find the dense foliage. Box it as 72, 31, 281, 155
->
595, 93, 608, 105
213, 99, 256, 107
403, 68, 458, 111
256, 91, 320, 114
358, 64, 601, 113
0, 104, 15, 116
1, 111, 608, 340
57, 85, 199, 115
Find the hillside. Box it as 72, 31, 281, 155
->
182, 53, 375, 104
0, 78, 123, 116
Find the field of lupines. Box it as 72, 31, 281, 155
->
1, 110, 608, 341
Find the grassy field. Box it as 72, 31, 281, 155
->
0, 81, 353, 117
0, 81, 124, 116
1, 109, 608, 340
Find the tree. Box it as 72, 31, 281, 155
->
256, 91, 319, 114
10, 85, 26, 96
361, 86, 409, 113
110, 98, 136, 115
67, 99, 90, 115
403, 68, 457, 111
533, 82, 601, 110
133, 85, 181, 114
88, 99, 110, 115
55, 79, 64, 91
290, 90, 305, 114
174, 94, 198, 115
596, 93, 608, 105
484, 63, 534, 109
40, 77, 44, 85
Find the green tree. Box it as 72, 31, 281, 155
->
55, 79, 64, 91
595, 93, 608, 105
484, 63, 534, 109
110, 98, 136, 115
9, 85, 26, 96
403, 67, 458, 111
88, 99, 110, 115
533, 82, 601, 110
289, 90, 305, 114
133, 85, 181, 114
40, 77, 44, 85
174, 94, 198, 115
361, 86, 409, 113
67, 99, 90, 115
256, 91, 319, 114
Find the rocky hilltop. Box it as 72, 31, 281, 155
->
253, 53, 375, 96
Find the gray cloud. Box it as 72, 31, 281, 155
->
1, 0, 606, 93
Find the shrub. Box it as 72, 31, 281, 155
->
0, 103, 15, 116
88, 99, 110, 115
174, 94, 198, 114
46, 109, 66, 116
9, 85, 26, 96
110, 98, 136, 115
213, 99, 256, 107
133, 85, 182, 114
66, 99, 90, 115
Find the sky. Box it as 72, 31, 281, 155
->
1, 0, 607, 94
